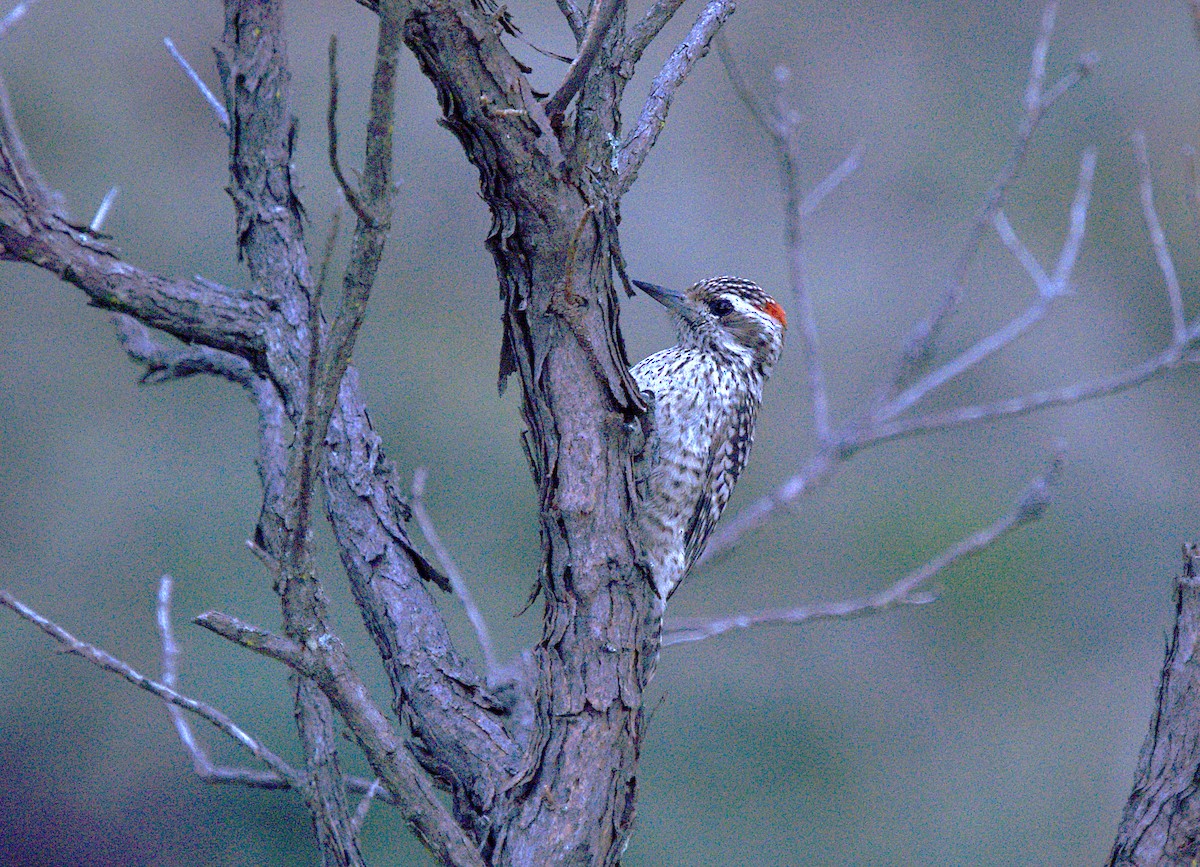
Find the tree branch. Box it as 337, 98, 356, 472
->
617, 0, 736, 194
411, 468, 498, 676
164, 36, 230, 129
0, 589, 305, 790
544, 0, 621, 118
665, 449, 1063, 646
1133, 130, 1186, 345
887, 3, 1094, 393
622, 0, 688, 70
194, 608, 488, 867
717, 36, 864, 444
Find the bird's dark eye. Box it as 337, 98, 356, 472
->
707, 298, 734, 317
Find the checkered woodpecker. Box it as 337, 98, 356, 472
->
631, 276, 787, 603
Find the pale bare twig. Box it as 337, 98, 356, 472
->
0, 0, 41, 40
155, 575, 397, 801
351, 778, 384, 833
693, 19, 1194, 594
411, 468, 497, 675
845, 321, 1200, 449
193, 604, 483, 867
89, 186, 118, 232
1133, 131, 1187, 344
890, 3, 1093, 392
0, 588, 304, 788
800, 143, 865, 219
617, 0, 736, 195
717, 36, 865, 443
665, 449, 1063, 645
544, 0, 621, 117
874, 148, 1097, 424
163, 37, 229, 129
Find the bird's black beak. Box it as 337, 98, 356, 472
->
633, 279, 688, 313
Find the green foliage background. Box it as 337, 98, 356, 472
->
1, 1, 1198, 864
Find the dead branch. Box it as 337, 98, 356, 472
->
411, 468, 498, 676
617, 0, 737, 194
0, 589, 304, 789
666, 448, 1063, 645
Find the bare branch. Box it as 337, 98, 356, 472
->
0, 67, 58, 215
411, 468, 497, 675
845, 326, 1200, 449
0, 0, 41, 39
326, 36, 375, 227
351, 778, 385, 833
555, 0, 586, 42
889, 3, 1093, 391
617, 0, 736, 195
665, 450, 1063, 646
717, 38, 861, 444
0, 588, 305, 789
113, 313, 259, 386
623, 0, 688, 69
874, 147, 1095, 424
1133, 130, 1187, 344
800, 142, 865, 219
195, 607, 487, 867
194, 610, 310, 670
154, 575, 305, 791
163, 37, 230, 129
544, 0, 621, 118
89, 186, 118, 232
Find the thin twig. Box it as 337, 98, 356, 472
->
0, 0, 39, 38
873, 148, 1096, 424
616, 0, 736, 195
716, 34, 847, 442
800, 142, 865, 219
544, 0, 621, 118
0, 588, 304, 788
155, 575, 304, 790
163, 37, 230, 129
844, 325, 1200, 449
1133, 131, 1187, 344
89, 186, 118, 232
327, 36, 375, 227
665, 449, 1063, 646
194, 606, 483, 867
351, 778, 384, 833
0, 69, 55, 214
888, 3, 1093, 392
411, 468, 497, 675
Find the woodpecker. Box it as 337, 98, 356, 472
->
631, 276, 787, 603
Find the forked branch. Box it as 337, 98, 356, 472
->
0, 589, 304, 789
666, 448, 1063, 645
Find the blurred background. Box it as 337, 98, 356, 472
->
1, 0, 1198, 864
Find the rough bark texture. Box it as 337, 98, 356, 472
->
0, 0, 683, 862
1109, 544, 1200, 866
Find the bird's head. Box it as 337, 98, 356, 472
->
635, 276, 787, 374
